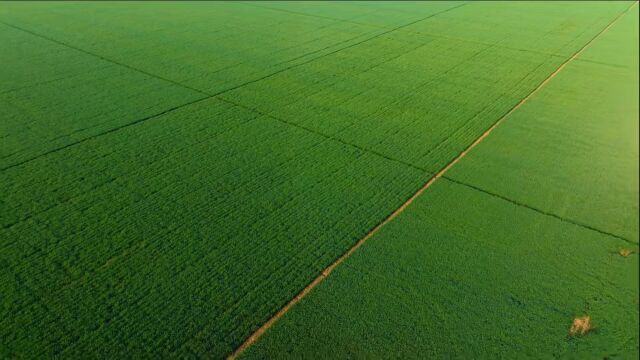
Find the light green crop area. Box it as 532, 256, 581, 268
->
1, 1, 637, 358
244, 4, 639, 359
243, 180, 638, 359
447, 4, 640, 242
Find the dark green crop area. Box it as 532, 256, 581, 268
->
243, 4, 639, 359
244, 180, 638, 359
1, 1, 638, 359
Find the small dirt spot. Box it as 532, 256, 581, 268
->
569, 315, 592, 336
618, 248, 635, 257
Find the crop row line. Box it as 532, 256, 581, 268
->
442, 176, 635, 245
201, 2, 468, 99
420, 52, 552, 167
235, 0, 381, 28
174, 24, 381, 89
0, 107, 266, 232
0, 20, 210, 97
236, 0, 579, 62
278, 41, 494, 167
226, 3, 638, 358
221, 38, 441, 149
574, 57, 631, 69
2, 126, 338, 338
0, 94, 210, 172
419, 3, 630, 170
0, 2, 467, 173
216, 97, 427, 173
165, 151, 379, 356
45, 142, 365, 358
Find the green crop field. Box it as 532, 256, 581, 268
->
1, 1, 638, 359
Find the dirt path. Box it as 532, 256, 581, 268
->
227, 2, 638, 358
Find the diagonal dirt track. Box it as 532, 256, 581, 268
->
227, 2, 639, 358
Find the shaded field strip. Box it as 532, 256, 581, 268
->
227, 3, 637, 358
0, 3, 466, 173
0, 56, 429, 176
237, 0, 572, 61
574, 57, 634, 69
197, 2, 467, 97
235, 0, 380, 27
0, 64, 112, 96
0, 95, 208, 172
216, 97, 428, 173
0, 20, 210, 97
0, 18, 368, 98
443, 176, 636, 245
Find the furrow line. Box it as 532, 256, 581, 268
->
215, 97, 428, 173
236, 1, 572, 61
0, 95, 211, 172
0, 20, 211, 97
442, 176, 636, 245
1, 2, 466, 173
226, 3, 637, 358
235, 1, 382, 28
205, 2, 468, 97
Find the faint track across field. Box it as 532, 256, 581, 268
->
227, 2, 639, 358
0, 2, 466, 172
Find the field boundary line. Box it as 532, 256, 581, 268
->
204, 2, 468, 96
216, 97, 428, 173
227, 2, 638, 358
442, 176, 636, 245
235, 0, 381, 29
0, 95, 210, 172
1, 3, 465, 172
0, 20, 211, 97
238, 0, 572, 61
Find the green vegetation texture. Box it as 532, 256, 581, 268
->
243, 4, 639, 359
1, 1, 638, 359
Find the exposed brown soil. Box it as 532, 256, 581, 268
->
569, 316, 592, 336
618, 248, 635, 257
227, 3, 637, 359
